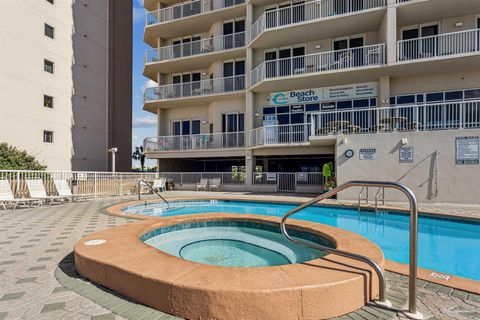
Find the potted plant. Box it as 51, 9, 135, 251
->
322, 162, 336, 191
166, 179, 175, 190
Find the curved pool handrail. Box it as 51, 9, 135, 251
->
280, 181, 422, 319
137, 179, 170, 208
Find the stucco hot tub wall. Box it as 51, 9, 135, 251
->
74, 214, 385, 320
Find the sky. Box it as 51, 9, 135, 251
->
132, 0, 157, 168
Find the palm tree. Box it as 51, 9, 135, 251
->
132, 146, 145, 171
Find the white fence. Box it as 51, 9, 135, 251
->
251, 0, 386, 41
154, 172, 246, 185
250, 123, 311, 147
146, 0, 245, 26
251, 44, 384, 85
311, 100, 480, 136
398, 29, 480, 61
145, 75, 245, 102
146, 32, 246, 63
144, 132, 246, 152
253, 172, 324, 192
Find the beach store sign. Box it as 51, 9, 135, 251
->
269, 82, 378, 105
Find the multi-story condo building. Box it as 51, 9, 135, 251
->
142, 0, 480, 203
0, 0, 132, 171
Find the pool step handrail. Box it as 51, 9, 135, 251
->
137, 179, 170, 208
280, 181, 423, 320
375, 187, 385, 212
357, 186, 368, 210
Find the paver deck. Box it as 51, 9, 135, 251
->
0, 194, 479, 319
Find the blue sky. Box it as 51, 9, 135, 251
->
132, 0, 157, 167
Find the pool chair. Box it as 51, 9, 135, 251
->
209, 178, 221, 191
153, 178, 166, 193
0, 180, 41, 210
26, 179, 65, 206
196, 178, 208, 191
54, 179, 92, 202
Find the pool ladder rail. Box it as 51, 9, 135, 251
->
280, 181, 423, 320
357, 186, 386, 212
137, 179, 170, 208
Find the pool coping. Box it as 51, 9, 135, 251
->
74, 213, 385, 320
101, 197, 480, 295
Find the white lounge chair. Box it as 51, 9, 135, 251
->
196, 178, 208, 191
153, 178, 166, 192
26, 179, 65, 205
209, 178, 221, 191
54, 179, 92, 202
0, 180, 41, 210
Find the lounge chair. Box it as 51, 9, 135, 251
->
0, 180, 41, 210
209, 178, 221, 191
54, 179, 92, 202
26, 179, 65, 205
153, 178, 166, 192
196, 178, 208, 191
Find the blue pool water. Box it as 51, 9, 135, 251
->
125, 200, 480, 280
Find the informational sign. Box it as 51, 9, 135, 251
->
266, 173, 277, 182
456, 136, 479, 165
359, 148, 376, 160
77, 173, 87, 181
270, 82, 378, 105
399, 146, 414, 163
296, 172, 307, 182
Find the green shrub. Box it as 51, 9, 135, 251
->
0, 143, 46, 170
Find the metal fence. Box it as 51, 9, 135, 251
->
144, 132, 246, 152
146, 33, 245, 63
146, 0, 245, 26
144, 75, 245, 102
253, 172, 324, 192
154, 172, 246, 185
251, 0, 386, 41
398, 29, 480, 62
250, 123, 311, 147
251, 44, 384, 85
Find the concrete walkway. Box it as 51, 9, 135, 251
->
0, 195, 479, 320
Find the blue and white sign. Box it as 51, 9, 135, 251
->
269, 82, 378, 106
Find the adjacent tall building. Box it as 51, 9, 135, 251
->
142, 0, 480, 203
0, 0, 132, 171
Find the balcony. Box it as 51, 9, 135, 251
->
249, 123, 311, 147
397, 29, 480, 63
249, 0, 386, 49
144, 132, 246, 156
144, 0, 246, 45
144, 33, 246, 77
143, 75, 246, 111
251, 44, 385, 91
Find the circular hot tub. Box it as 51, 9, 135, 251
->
74, 214, 384, 320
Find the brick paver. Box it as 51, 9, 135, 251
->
0, 194, 479, 319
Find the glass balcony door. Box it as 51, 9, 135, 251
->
223, 60, 245, 92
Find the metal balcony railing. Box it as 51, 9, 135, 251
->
146, 0, 245, 26
398, 29, 480, 62
144, 75, 245, 102
143, 132, 245, 152
249, 123, 311, 147
251, 44, 384, 85
311, 100, 480, 136
250, 0, 386, 41
145, 33, 246, 63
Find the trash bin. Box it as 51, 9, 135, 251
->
71, 179, 78, 194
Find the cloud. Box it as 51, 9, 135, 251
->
133, 116, 157, 128
132, 6, 145, 24
136, 0, 144, 6
141, 79, 157, 93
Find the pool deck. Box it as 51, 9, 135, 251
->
0, 193, 479, 319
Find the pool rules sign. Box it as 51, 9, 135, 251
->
456, 136, 479, 165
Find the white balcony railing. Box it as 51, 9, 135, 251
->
144, 132, 245, 152
146, 33, 246, 63
251, 44, 384, 85
249, 123, 311, 147
144, 75, 245, 102
311, 100, 480, 136
398, 29, 480, 62
251, 0, 386, 41
146, 0, 245, 26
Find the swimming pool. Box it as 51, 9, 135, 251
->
124, 200, 480, 280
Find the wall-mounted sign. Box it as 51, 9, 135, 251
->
456, 136, 479, 165
266, 172, 277, 182
270, 82, 378, 106
296, 172, 307, 182
359, 148, 376, 160
344, 149, 355, 158
399, 146, 414, 163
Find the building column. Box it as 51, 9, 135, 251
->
386, 0, 397, 64
379, 76, 391, 108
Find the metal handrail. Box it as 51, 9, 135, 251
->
280, 181, 422, 319
137, 179, 170, 208
357, 186, 368, 210
375, 187, 385, 212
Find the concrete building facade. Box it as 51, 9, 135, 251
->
142, 0, 480, 203
0, 0, 132, 171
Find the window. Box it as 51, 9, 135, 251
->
44, 59, 54, 73
44, 24, 54, 39
43, 95, 53, 108
43, 130, 53, 143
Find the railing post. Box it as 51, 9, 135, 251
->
94, 173, 97, 198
